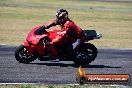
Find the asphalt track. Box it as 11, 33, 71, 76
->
0, 45, 132, 85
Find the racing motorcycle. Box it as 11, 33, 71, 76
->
15, 26, 102, 66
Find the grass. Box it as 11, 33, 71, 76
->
0, 85, 130, 88
0, 0, 132, 48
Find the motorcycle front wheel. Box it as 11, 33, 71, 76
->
15, 45, 37, 64
73, 43, 97, 66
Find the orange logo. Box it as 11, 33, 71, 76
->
76, 66, 131, 85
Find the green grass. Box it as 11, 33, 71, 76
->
0, 85, 130, 88
0, 0, 132, 48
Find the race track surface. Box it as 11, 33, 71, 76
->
0, 45, 132, 85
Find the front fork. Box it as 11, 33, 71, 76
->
23, 41, 36, 55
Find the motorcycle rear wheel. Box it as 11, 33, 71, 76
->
15, 45, 37, 64
73, 43, 97, 66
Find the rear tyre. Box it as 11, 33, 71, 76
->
73, 43, 97, 66
15, 45, 37, 64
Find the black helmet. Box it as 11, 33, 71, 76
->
56, 9, 68, 19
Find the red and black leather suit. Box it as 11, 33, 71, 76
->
44, 19, 85, 49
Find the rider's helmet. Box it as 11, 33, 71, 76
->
56, 9, 69, 24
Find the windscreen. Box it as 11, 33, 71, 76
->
34, 27, 48, 35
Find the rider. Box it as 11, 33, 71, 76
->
42, 9, 85, 52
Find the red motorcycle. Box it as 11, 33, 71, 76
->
15, 26, 102, 66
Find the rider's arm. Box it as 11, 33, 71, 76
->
42, 20, 57, 29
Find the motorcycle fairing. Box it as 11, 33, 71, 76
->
48, 29, 61, 40
23, 27, 59, 58
26, 26, 49, 45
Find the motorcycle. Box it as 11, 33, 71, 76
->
15, 26, 102, 66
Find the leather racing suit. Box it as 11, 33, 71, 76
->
44, 19, 85, 51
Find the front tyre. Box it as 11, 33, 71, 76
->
15, 45, 37, 64
73, 43, 97, 66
